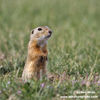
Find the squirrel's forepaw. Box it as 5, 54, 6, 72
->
46, 56, 48, 60
40, 55, 48, 63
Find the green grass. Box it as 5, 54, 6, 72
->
0, 0, 100, 100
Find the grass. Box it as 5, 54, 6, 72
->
0, 0, 100, 99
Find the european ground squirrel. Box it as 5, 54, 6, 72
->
22, 26, 52, 81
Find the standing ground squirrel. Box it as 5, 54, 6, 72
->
22, 26, 52, 81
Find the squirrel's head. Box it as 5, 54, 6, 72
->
30, 26, 52, 46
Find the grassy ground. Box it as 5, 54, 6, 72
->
0, 0, 100, 100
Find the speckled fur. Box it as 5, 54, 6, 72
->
22, 26, 52, 81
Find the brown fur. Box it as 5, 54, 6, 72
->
22, 26, 52, 81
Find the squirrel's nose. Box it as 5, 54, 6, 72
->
48, 30, 52, 34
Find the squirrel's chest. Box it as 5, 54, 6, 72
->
40, 46, 44, 52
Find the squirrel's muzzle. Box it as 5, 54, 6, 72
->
48, 30, 52, 37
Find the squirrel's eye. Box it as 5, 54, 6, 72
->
38, 28, 42, 31
31, 30, 34, 34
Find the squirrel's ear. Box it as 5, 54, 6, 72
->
31, 30, 34, 34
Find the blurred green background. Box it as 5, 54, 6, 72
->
0, 0, 100, 99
